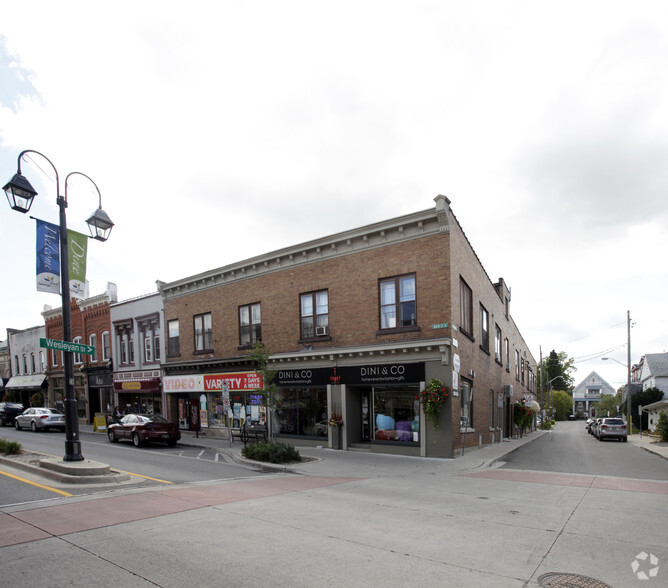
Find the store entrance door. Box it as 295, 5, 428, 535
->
361, 388, 371, 442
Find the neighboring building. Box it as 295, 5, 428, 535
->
110, 292, 164, 416
643, 398, 668, 433
0, 338, 10, 394
158, 195, 536, 458
637, 353, 668, 398
4, 325, 48, 407
572, 371, 617, 418
43, 283, 117, 422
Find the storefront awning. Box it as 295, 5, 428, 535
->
114, 378, 161, 393
5, 374, 47, 389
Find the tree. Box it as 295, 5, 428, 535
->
631, 387, 664, 431
552, 390, 573, 421
594, 391, 622, 419
537, 350, 575, 393
249, 341, 279, 439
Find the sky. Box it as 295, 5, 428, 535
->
1, 1, 667, 391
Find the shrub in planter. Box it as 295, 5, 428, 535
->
657, 411, 668, 443
0, 439, 22, 454
242, 442, 301, 464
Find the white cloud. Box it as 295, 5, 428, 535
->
1, 1, 667, 389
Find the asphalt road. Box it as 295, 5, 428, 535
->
501, 419, 668, 480
0, 426, 265, 506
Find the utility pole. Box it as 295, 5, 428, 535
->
627, 310, 632, 434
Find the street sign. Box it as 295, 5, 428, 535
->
40, 337, 95, 355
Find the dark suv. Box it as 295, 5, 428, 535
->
0, 402, 25, 427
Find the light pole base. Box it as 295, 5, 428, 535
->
63, 441, 84, 462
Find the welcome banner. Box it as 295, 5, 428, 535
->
67, 229, 88, 299
35, 220, 61, 294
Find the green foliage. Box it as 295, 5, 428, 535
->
418, 379, 450, 432
538, 350, 575, 392
249, 341, 278, 410
595, 391, 622, 418
242, 442, 301, 464
0, 438, 22, 454
31, 391, 44, 407
1, 390, 17, 402
631, 387, 664, 430
551, 390, 573, 420
656, 412, 668, 442
513, 402, 535, 429
539, 420, 554, 430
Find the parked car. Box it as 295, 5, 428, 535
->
107, 414, 180, 447
0, 402, 24, 427
590, 418, 604, 437
598, 417, 628, 442
585, 418, 594, 433
14, 407, 66, 432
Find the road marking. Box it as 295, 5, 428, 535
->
197, 450, 206, 458
113, 469, 173, 484
0, 468, 73, 497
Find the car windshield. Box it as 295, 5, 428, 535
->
136, 414, 168, 424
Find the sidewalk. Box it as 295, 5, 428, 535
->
627, 431, 668, 459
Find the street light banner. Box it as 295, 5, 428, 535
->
67, 228, 88, 299
35, 219, 61, 294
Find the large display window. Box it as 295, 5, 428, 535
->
276, 387, 327, 437
373, 386, 420, 443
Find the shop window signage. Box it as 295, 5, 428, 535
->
338, 363, 425, 385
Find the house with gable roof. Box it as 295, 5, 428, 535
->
572, 371, 617, 418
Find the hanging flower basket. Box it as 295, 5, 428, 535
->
328, 409, 343, 427
417, 378, 450, 436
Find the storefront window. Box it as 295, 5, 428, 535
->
373, 386, 420, 443
276, 388, 327, 437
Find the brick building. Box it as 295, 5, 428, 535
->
43, 284, 117, 422
158, 195, 536, 457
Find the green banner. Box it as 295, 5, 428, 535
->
67, 229, 88, 299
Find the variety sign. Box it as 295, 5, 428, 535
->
164, 372, 263, 393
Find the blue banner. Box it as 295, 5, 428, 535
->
35, 220, 60, 294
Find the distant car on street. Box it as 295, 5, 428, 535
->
0, 402, 24, 427
107, 413, 180, 447
598, 417, 628, 442
14, 407, 66, 432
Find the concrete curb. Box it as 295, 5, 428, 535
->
0, 454, 131, 485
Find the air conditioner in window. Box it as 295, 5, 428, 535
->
315, 326, 328, 336
504, 384, 513, 397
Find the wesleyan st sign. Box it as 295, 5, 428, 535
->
40, 337, 95, 356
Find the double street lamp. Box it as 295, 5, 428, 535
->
4, 150, 114, 461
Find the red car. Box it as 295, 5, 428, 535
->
107, 414, 180, 447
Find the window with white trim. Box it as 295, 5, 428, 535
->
194, 313, 213, 351
102, 331, 111, 362
73, 337, 83, 364
239, 303, 262, 346
379, 274, 416, 329
300, 291, 329, 338
89, 334, 97, 363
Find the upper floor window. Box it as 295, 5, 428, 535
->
239, 303, 262, 346
129, 335, 135, 363
521, 358, 525, 385
51, 349, 58, 368
23, 355, 28, 373
480, 305, 489, 352
120, 334, 128, 364
30, 353, 36, 373
459, 278, 473, 337
102, 331, 111, 362
515, 349, 520, 380
153, 328, 161, 361
495, 326, 502, 363
144, 333, 153, 363
505, 338, 510, 370
73, 337, 83, 364
39, 351, 45, 371
194, 313, 213, 351
300, 291, 329, 338
15, 355, 20, 374
168, 320, 180, 355
89, 334, 97, 363
379, 274, 416, 330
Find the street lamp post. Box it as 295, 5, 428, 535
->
546, 375, 563, 419
602, 312, 633, 434
4, 150, 114, 461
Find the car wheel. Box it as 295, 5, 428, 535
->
15, 420, 21, 431
108, 430, 118, 443
623, 437, 628, 442
31, 421, 38, 432
132, 432, 142, 447
598, 435, 604, 441
167, 440, 177, 447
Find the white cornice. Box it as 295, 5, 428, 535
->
159, 200, 450, 300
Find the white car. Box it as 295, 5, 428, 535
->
15, 407, 66, 432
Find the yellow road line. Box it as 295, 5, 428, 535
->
114, 469, 173, 484
0, 469, 73, 497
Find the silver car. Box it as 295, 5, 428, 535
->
598, 417, 628, 442
15, 407, 66, 432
